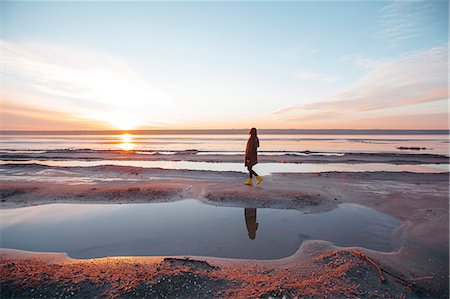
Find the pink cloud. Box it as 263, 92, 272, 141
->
275, 45, 448, 128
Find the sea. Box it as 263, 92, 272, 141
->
1, 130, 449, 153
1, 130, 448, 174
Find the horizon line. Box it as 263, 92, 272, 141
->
0, 129, 448, 135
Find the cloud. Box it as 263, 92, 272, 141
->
0, 101, 103, 130
376, 0, 437, 45
1, 40, 174, 130
341, 55, 389, 70
294, 71, 339, 83
350, 112, 448, 130
275, 45, 448, 128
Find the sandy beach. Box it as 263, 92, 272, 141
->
1, 162, 448, 298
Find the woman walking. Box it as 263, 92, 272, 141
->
244, 128, 263, 186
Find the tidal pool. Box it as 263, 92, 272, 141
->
0, 199, 402, 260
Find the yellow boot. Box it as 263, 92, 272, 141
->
244, 178, 253, 186
256, 176, 263, 185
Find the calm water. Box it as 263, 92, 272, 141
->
0, 133, 448, 154
0, 199, 402, 259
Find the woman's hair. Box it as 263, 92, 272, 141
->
249, 127, 257, 137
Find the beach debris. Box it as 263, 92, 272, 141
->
397, 146, 428, 150
350, 250, 385, 283
180, 149, 199, 155
161, 258, 220, 271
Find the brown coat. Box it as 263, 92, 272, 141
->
244, 136, 259, 167
245, 208, 258, 240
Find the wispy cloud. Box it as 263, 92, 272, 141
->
0, 101, 99, 130
376, 0, 436, 45
1, 41, 174, 130
294, 71, 339, 83
342, 54, 389, 70
275, 45, 448, 128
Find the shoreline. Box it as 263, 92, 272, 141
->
1, 150, 448, 165
1, 166, 448, 297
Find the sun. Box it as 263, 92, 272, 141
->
111, 115, 140, 131
119, 133, 134, 151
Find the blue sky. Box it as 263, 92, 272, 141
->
1, 0, 448, 130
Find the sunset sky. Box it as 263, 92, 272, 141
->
1, 0, 448, 130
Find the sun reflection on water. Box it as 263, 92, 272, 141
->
119, 134, 134, 151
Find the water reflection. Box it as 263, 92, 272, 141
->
245, 208, 258, 240
0, 200, 402, 259
119, 134, 134, 151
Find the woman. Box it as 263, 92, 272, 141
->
244, 128, 263, 186
244, 208, 258, 239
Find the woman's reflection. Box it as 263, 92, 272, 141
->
245, 208, 259, 240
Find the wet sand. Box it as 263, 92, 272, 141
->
1, 149, 448, 164
0, 165, 448, 298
